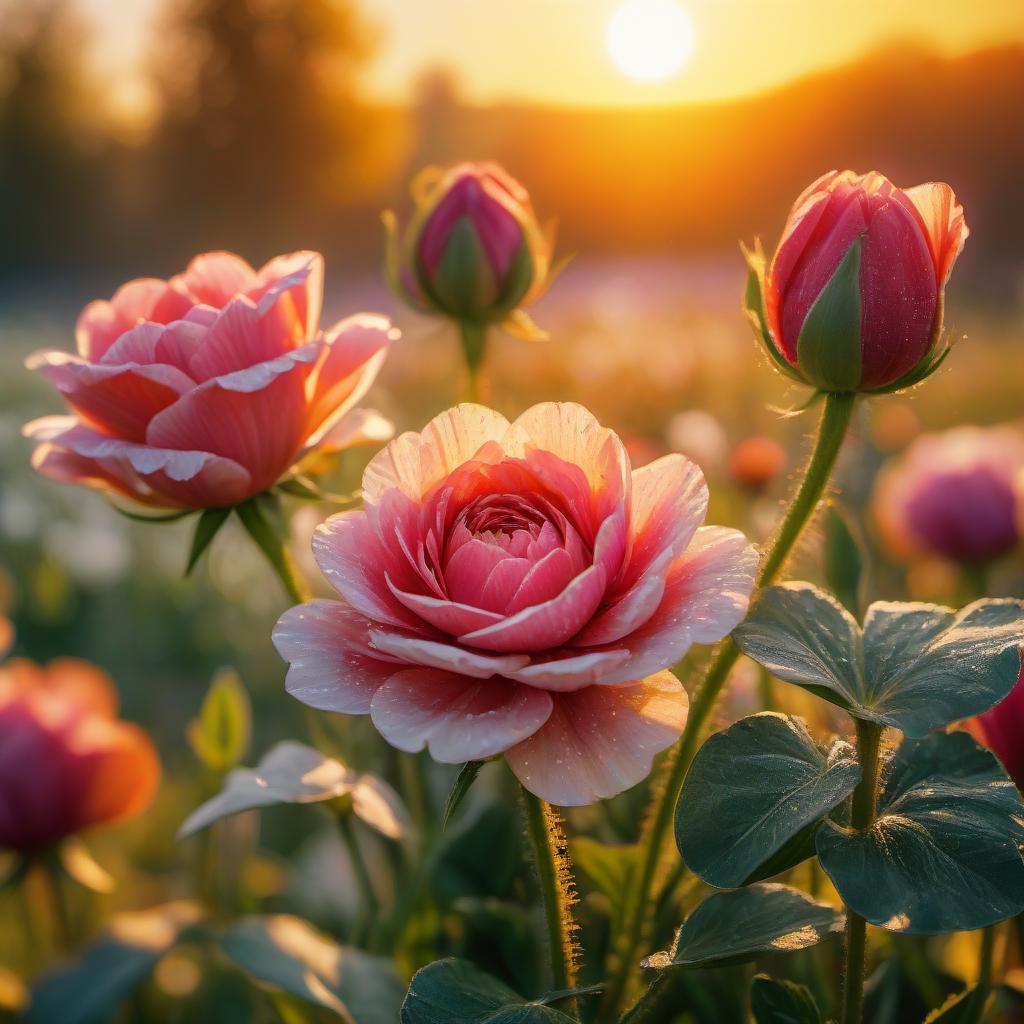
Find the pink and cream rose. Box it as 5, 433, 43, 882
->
24, 251, 397, 510
274, 403, 757, 805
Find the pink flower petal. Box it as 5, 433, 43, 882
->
304, 315, 396, 439
300, 408, 394, 457
312, 511, 426, 629
27, 349, 194, 442
29, 443, 149, 505
362, 404, 512, 506
900, 182, 969, 285
146, 345, 318, 492
458, 564, 606, 653
385, 575, 504, 635
98, 319, 207, 377
506, 649, 632, 692
504, 670, 689, 805
479, 555, 535, 613
253, 251, 324, 338
366, 630, 529, 679
178, 251, 257, 308
505, 547, 577, 614
444, 537, 513, 606
273, 600, 402, 714
23, 416, 253, 508
369, 668, 552, 763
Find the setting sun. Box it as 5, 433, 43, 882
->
607, 0, 695, 83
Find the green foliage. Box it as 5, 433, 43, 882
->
185, 507, 231, 576
643, 884, 843, 972
734, 583, 1024, 735
187, 667, 251, 775
923, 984, 993, 1023
675, 712, 860, 887
822, 503, 869, 616
570, 837, 639, 925
795, 237, 863, 392
219, 915, 403, 1023
817, 732, 1024, 933
27, 903, 203, 1024
442, 761, 484, 831
400, 958, 574, 1024
750, 975, 822, 1024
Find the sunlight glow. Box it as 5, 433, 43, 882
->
607, 0, 695, 83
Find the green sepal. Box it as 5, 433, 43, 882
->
382, 209, 430, 312
107, 500, 193, 524
492, 240, 536, 314
184, 506, 231, 576
795, 237, 863, 392
742, 240, 806, 384
823, 502, 870, 618
441, 761, 484, 831
500, 308, 549, 341
187, 667, 251, 774
429, 217, 500, 320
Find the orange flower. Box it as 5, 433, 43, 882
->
0, 659, 159, 853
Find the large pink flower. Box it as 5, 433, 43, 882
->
274, 403, 757, 805
23, 251, 398, 509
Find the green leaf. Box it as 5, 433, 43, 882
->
750, 974, 822, 1024
27, 902, 203, 1024
219, 915, 403, 1024
816, 731, 1024, 933
185, 506, 231, 575
923, 984, 993, 1023
823, 503, 869, 617
187, 667, 251, 774
434, 806, 522, 904
570, 838, 639, 911
643, 884, 843, 972
675, 712, 861, 888
733, 583, 1024, 736
742, 240, 805, 384
401, 958, 574, 1023
795, 236, 863, 392
179, 741, 408, 841
442, 761, 484, 831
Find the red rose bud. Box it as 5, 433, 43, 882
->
745, 170, 968, 393
385, 162, 554, 336
965, 659, 1024, 790
0, 659, 160, 853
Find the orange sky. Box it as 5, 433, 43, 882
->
80, 0, 1024, 110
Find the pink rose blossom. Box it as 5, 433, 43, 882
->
874, 426, 1024, 564
274, 402, 756, 805
23, 251, 398, 510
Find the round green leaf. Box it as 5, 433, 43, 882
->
816, 731, 1024, 933
734, 584, 1024, 736
750, 974, 822, 1024
676, 712, 861, 887
401, 958, 574, 1023
643, 884, 843, 971
219, 915, 403, 1024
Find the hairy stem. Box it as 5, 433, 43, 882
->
236, 499, 311, 604
520, 787, 579, 1004
841, 718, 883, 1024
602, 391, 857, 1020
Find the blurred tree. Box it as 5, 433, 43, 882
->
0, 0, 99, 272
153, 0, 379, 257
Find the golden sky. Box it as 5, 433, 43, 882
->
81, 0, 1024, 108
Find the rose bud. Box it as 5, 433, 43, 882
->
728, 435, 786, 492
745, 170, 968, 393
964, 660, 1024, 790
385, 163, 556, 372
873, 426, 1024, 566
274, 402, 757, 806
0, 659, 159, 853
24, 251, 397, 512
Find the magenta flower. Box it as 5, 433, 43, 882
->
24, 251, 397, 509
966, 662, 1024, 790
874, 426, 1024, 565
274, 403, 756, 805
750, 170, 968, 393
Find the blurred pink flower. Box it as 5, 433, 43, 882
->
0, 659, 159, 852
24, 252, 397, 509
965, 661, 1024, 789
874, 425, 1024, 564
728, 435, 786, 492
762, 170, 967, 391
274, 402, 756, 805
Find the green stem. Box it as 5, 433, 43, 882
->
337, 814, 379, 949
41, 857, 73, 951
236, 499, 311, 604
459, 320, 488, 403
602, 391, 857, 1021
977, 923, 997, 1003
621, 973, 673, 1024
840, 718, 883, 1024
520, 787, 578, 1003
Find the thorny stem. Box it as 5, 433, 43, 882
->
602, 391, 857, 1021
840, 718, 883, 1024
520, 786, 579, 1010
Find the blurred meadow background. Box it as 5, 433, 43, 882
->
2, 0, 1024, 1019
